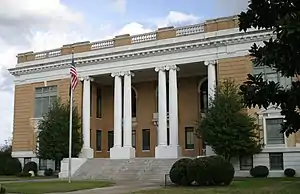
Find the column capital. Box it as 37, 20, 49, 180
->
79, 76, 94, 82
111, 71, 135, 77
123, 71, 135, 77
204, 60, 218, 66
167, 65, 180, 71
155, 66, 166, 72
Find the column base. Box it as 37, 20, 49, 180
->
79, 147, 94, 158
110, 146, 136, 159
155, 145, 181, 159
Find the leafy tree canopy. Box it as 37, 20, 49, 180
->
238, 0, 300, 136
196, 79, 262, 160
37, 98, 83, 162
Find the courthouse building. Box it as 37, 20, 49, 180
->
8, 15, 300, 176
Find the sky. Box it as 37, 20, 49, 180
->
0, 0, 249, 146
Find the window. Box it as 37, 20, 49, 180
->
96, 87, 102, 118
39, 159, 47, 170
167, 127, 170, 146
253, 66, 292, 88
269, 153, 284, 170
34, 86, 57, 118
132, 88, 137, 118
142, 129, 150, 151
199, 79, 208, 113
90, 84, 93, 116
239, 155, 253, 170
185, 127, 195, 149
108, 131, 114, 151
96, 130, 102, 151
24, 157, 31, 165
132, 130, 136, 148
266, 118, 285, 145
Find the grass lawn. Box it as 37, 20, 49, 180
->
133, 178, 300, 194
0, 175, 57, 182
1, 180, 113, 194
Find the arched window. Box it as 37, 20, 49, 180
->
198, 78, 208, 113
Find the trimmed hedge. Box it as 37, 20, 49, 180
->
169, 158, 193, 186
170, 156, 235, 186
284, 168, 296, 177
250, 165, 269, 178
23, 161, 38, 175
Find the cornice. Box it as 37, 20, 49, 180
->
9, 29, 272, 76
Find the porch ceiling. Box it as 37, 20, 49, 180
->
93, 61, 206, 85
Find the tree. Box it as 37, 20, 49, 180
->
238, 0, 300, 136
195, 79, 262, 160
37, 98, 83, 165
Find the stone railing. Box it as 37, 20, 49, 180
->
16, 16, 238, 63
34, 49, 61, 60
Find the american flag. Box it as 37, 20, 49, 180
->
70, 53, 78, 91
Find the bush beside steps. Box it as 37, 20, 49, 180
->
169, 156, 235, 187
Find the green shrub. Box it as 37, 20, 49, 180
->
169, 158, 193, 186
250, 165, 269, 178
206, 156, 235, 186
44, 168, 54, 176
17, 172, 32, 177
23, 161, 38, 175
4, 158, 22, 175
187, 157, 211, 186
170, 156, 235, 187
0, 152, 11, 175
0, 184, 6, 194
284, 168, 296, 177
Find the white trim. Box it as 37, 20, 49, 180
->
11, 29, 272, 85
262, 114, 287, 147
12, 151, 36, 158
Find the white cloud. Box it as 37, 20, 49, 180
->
0, 0, 86, 145
154, 11, 201, 28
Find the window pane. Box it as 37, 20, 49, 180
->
132, 130, 136, 148
269, 153, 284, 170
266, 73, 278, 83
239, 155, 253, 170
34, 97, 42, 118
96, 130, 102, 151
266, 118, 284, 144
39, 159, 47, 170
142, 129, 150, 151
167, 128, 170, 146
108, 131, 114, 151
185, 127, 195, 149
96, 87, 102, 118
41, 97, 50, 116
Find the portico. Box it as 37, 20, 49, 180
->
79, 60, 217, 159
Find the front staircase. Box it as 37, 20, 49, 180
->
71, 158, 178, 182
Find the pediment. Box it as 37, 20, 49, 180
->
257, 105, 282, 115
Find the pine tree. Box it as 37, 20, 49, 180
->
196, 79, 262, 160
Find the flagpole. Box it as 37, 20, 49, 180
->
68, 51, 74, 184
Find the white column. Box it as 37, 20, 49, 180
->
80, 76, 94, 158
205, 60, 217, 105
204, 60, 217, 156
110, 71, 135, 159
112, 73, 122, 148
123, 71, 133, 147
155, 67, 168, 146
168, 65, 179, 147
